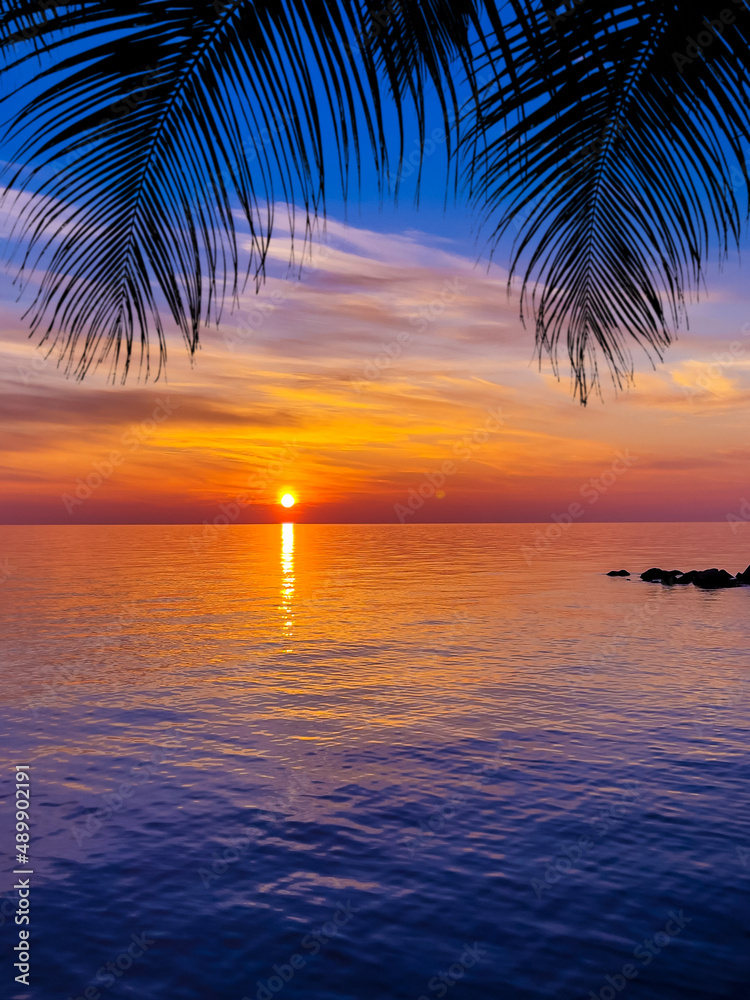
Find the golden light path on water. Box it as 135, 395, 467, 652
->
281, 522, 294, 649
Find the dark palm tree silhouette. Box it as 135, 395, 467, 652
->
471, 0, 750, 402
1, 1, 749, 402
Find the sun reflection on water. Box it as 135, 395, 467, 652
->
280, 522, 294, 647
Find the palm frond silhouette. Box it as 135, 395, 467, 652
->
0, 0, 480, 379
470, 0, 750, 401
1, 1, 749, 401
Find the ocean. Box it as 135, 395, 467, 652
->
0, 523, 748, 1000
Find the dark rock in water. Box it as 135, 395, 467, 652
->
641, 568, 664, 582
692, 568, 739, 589
607, 570, 630, 576
637, 566, 747, 587
638, 566, 743, 587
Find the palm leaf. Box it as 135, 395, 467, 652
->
467, 0, 750, 402
0, 0, 480, 380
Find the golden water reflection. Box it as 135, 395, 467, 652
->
281, 522, 294, 646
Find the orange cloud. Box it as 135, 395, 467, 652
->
1, 216, 750, 523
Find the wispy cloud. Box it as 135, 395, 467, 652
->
1, 214, 749, 522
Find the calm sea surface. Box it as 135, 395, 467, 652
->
0, 523, 748, 1000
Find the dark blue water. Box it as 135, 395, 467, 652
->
0, 524, 748, 999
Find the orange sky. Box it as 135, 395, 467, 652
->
2, 213, 750, 524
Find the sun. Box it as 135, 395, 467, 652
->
280, 493, 296, 508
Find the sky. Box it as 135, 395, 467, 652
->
2, 194, 750, 525
2, 20, 750, 526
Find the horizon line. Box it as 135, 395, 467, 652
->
0, 520, 742, 527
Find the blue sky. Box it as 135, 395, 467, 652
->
3, 8, 750, 523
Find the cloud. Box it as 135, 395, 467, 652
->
2, 212, 750, 522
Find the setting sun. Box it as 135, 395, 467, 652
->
280, 493, 296, 508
